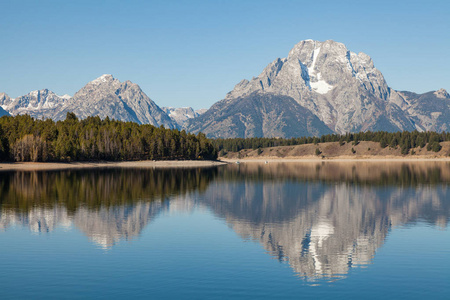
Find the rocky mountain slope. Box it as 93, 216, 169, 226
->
55, 74, 175, 128
395, 89, 450, 132
221, 141, 450, 160
187, 40, 449, 138
0, 75, 176, 128
162, 107, 207, 128
187, 92, 333, 138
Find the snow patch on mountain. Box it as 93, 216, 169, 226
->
58, 94, 72, 100
90, 74, 114, 85
304, 46, 335, 94
310, 73, 334, 94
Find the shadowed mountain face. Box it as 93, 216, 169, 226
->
1, 163, 449, 280
0, 106, 10, 117
186, 92, 333, 138
187, 40, 449, 137
0, 94, 13, 117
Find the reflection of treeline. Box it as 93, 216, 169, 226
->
0, 113, 217, 162
218, 163, 450, 186
214, 131, 449, 155
0, 167, 217, 213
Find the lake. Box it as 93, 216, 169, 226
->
1, 162, 449, 299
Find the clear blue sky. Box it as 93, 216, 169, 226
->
1, 0, 449, 109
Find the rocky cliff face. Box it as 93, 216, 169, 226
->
187, 40, 447, 137
162, 106, 207, 128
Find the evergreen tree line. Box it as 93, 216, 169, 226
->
0, 113, 217, 162
214, 131, 450, 155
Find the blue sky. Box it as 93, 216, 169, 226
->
1, 0, 449, 109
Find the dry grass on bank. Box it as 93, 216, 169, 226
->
220, 141, 450, 161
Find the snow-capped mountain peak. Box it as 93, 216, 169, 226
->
89, 74, 116, 85
187, 39, 434, 137
0, 89, 70, 118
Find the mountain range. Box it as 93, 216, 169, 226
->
186, 40, 450, 138
0, 75, 208, 130
0, 74, 180, 129
1, 39, 449, 138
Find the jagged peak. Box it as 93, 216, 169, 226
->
434, 88, 449, 99
288, 39, 347, 57
356, 52, 373, 66
28, 89, 51, 97
122, 80, 140, 90
89, 74, 116, 85
0, 92, 11, 99
236, 79, 249, 86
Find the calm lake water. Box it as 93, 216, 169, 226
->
1, 162, 450, 299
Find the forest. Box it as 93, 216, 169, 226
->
213, 131, 449, 156
0, 113, 448, 162
0, 113, 217, 162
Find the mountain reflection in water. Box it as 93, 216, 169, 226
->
0, 168, 217, 248
1, 162, 449, 281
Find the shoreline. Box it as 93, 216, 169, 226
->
0, 160, 227, 171
2, 156, 450, 171
219, 156, 450, 163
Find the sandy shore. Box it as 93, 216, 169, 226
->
0, 160, 228, 171
2, 156, 450, 171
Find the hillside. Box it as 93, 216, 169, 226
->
220, 141, 450, 160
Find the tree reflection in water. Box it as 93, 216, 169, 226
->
0, 162, 449, 280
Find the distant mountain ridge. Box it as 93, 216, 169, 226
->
187, 40, 450, 138
2, 41, 449, 138
54, 74, 175, 128
0, 90, 69, 119
0, 75, 187, 129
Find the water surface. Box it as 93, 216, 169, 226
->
1, 162, 449, 299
